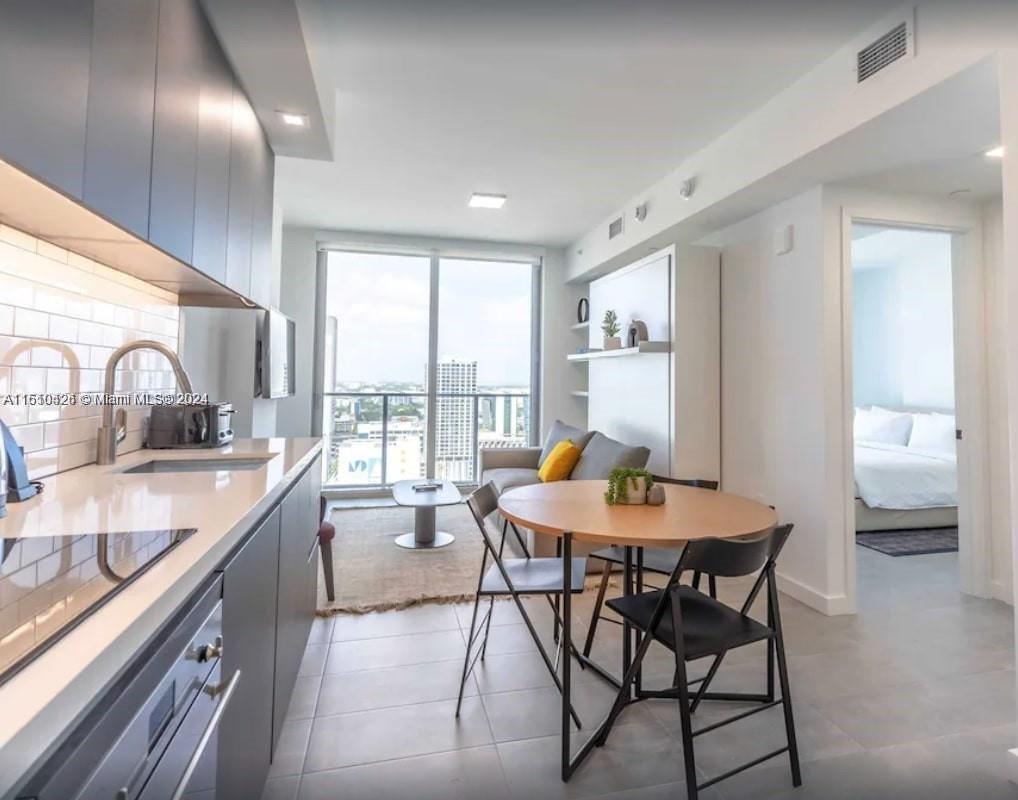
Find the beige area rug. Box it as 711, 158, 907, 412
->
317, 504, 507, 615
317, 504, 613, 615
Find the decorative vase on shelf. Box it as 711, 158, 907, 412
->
627, 319, 649, 348
622, 476, 648, 505
603, 336, 622, 350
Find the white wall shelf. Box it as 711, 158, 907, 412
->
566, 341, 670, 362
570, 321, 590, 331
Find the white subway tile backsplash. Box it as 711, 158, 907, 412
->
11, 367, 46, 394
13, 308, 49, 339
0, 225, 37, 252
0, 224, 180, 479
46, 369, 71, 394
76, 320, 106, 346
35, 240, 68, 264
11, 423, 43, 452
47, 315, 78, 344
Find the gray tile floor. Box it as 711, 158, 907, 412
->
262, 548, 1017, 800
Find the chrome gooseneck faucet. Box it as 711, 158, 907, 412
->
96, 340, 194, 465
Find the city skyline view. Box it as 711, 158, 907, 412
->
322, 251, 535, 486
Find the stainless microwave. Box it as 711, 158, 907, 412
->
256, 308, 295, 399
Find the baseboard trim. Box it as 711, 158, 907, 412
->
990, 578, 1014, 606
776, 571, 854, 616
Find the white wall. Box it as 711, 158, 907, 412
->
540, 248, 588, 436
716, 184, 1002, 614
275, 225, 318, 437
983, 199, 1011, 602
566, 1, 1018, 281
852, 227, 955, 410
587, 251, 672, 475
180, 196, 287, 439
717, 187, 840, 611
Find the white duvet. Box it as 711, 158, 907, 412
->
854, 441, 958, 510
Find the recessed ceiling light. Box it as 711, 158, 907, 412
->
277, 111, 309, 128
985, 146, 1005, 158
468, 193, 507, 209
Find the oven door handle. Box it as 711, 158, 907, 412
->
168, 669, 241, 800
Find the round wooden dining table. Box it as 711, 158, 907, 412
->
497, 479, 779, 782
498, 479, 778, 547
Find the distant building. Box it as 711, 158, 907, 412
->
430, 359, 477, 481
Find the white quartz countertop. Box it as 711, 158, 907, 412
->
0, 437, 323, 797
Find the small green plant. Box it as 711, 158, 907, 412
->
604, 467, 654, 505
601, 309, 620, 338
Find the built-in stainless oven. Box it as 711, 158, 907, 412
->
18, 575, 238, 800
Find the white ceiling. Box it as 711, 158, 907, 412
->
277, 0, 898, 245
842, 153, 1003, 202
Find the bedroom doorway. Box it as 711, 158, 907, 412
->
847, 217, 989, 605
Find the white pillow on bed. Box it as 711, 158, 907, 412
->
908, 412, 956, 454
854, 406, 913, 445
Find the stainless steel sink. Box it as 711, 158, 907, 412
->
122, 457, 273, 474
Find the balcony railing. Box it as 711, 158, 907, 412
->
322, 392, 532, 489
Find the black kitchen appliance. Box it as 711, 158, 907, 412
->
148, 402, 235, 449
0, 528, 196, 686
17, 572, 231, 800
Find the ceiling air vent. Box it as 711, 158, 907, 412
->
608, 216, 624, 240
857, 21, 910, 83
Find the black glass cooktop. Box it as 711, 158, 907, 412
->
0, 529, 196, 685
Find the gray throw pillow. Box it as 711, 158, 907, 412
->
538, 419, 594, 467
570, 432, 650, 480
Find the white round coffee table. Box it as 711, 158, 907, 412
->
391, 479, 461, 549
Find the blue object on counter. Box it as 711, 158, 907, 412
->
0, 418, 5, 518
1, 419, 40, 505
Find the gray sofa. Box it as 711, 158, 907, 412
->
479, 419, 650, 558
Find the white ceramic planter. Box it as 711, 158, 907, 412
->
603, 336, 622, 351
621, 476, 647, 505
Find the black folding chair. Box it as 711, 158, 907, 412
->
456, 483, 587, 727
598, 524, 800, 800
582, 477, 720, 659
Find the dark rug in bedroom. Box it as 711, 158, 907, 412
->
856, 528, 958, 556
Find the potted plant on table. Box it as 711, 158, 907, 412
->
602, 309, 622, 350
604, 467, 654, 505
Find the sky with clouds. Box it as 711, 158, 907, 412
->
326, 251, 533, 389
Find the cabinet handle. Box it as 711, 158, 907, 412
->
168, 669, 241, 800
186, 635, 223, 663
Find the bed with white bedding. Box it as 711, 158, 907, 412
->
853, 407, 958, 532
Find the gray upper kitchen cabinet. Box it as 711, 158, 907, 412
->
148, 0, 203, 264
83, 0, 160, 238
272, 460, 320, 750
249, 134, 275, 308
218, 506, 281, 800
225, 87, 258, 297
0, 1, 93, 198
191, 10, 233, 285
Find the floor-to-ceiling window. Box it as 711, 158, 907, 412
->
320, 249, 539, 489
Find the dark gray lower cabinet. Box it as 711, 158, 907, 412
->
273, 464, 320, 747
218, 455, 321, 798
218, 507, 281, 800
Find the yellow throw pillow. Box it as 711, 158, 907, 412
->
538, 439, 582, 482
